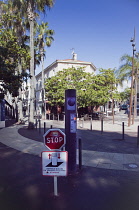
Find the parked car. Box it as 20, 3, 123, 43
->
120, 104, 127, 110
137, 105, 139, 115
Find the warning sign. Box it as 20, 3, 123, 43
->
42, 151, 68, 176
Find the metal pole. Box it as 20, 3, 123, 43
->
128, 28, 136, 126
36, 119, 37, 129
44, 122, 46, 134
39, 119, 41, 133
79, 138, 82, 170
58, 114, 59, 121
137, 126, 139, 148
54, 176, 58, 196
101, 118, 103, 134
82, 117, 84, 128
90, 117, 92, 130
122, 122, 125, 140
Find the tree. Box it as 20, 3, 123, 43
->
0, 31, 30, 96
116, 54, 132, 85
90, 68, 117, 107
120, 88, 131, 102
0, 0, 30, 121
12, 0, 54, 128
116, 54, 139, 125
35, 21, 54, 118
45, 67, 118, 115
92, 68, 118, 123
45, 67, 92, 107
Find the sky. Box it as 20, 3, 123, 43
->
36, 0, 139, 75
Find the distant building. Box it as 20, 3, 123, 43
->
35, 53, 96, 114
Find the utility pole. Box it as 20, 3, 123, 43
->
128, 28, 136, 126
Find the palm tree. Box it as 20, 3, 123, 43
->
116, 54, 132, 84
12, 0, 54, 128
36, 21, 54, 118
1, 0, 30, 122
116, 54, 139, 125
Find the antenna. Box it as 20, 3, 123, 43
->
134, 27, 136, 41
70, 48, 75, 55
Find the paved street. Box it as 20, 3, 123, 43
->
0, 110, 139, 209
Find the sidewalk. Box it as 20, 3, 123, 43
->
1, 110, 139, 172
1, 112, 139, 210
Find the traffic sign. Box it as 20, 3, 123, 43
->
42, 151, 68, 176
43, 129, 66, 150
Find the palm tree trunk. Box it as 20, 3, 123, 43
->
41, 52, 45, 119
18, 61, 23, 122
128, 54, 135, 126
28, 18, 35, 128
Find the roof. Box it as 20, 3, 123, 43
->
36, 58, 96, 78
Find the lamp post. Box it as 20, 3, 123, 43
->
133, 52, 139, 120
128, 29, 136, 126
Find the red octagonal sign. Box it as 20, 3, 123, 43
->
43, 129, 66, 150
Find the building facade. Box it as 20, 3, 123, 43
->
35, 53, 96, 115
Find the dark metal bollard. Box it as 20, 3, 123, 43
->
137, 126, 139, 148
122, 122, 125, 140
90, 118, 92, 130
39, 120, 41, 133
44, 122, 46, 134
101, 118, 103, 134
36, 119, 37, 129
50, 125, 53, 129
79, 138, 82, 170
81, 117, 84, 128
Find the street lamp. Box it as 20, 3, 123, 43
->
134, 52, 139, 118
128, 30, 136, 126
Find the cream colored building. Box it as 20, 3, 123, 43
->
35, 53, 96, 114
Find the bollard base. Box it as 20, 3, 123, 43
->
28, 122, 34, 129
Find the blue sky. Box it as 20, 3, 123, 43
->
36, 0, 139, 75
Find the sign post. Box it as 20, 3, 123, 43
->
65, 89, 77, 173
42, 129, 67, 196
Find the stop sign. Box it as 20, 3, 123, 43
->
43, 129, 66, 150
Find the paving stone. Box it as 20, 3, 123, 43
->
97, 163, 111, 169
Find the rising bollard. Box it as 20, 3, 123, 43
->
90, 117, 92, 131
137, 126, 139, 148
44, 122, 46, 134
36, 119, 37, 129
65, 89, 77, 174
78, 138, 82, 170
101, 118, 103, 134
39, 119, 41, 133
122, 122, 125, 140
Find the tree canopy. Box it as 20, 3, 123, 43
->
45, 67, 118, 108
0, 0, 30, 95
